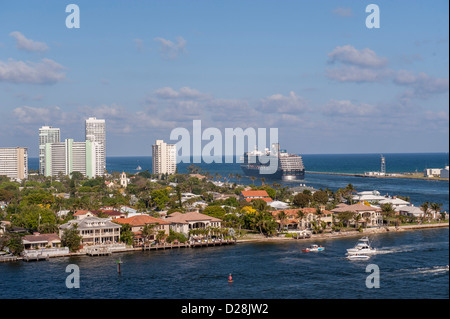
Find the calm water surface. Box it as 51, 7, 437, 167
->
1, 228, 448, 299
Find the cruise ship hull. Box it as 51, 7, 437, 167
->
241, 166, 305, 181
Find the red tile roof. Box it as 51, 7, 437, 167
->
73, 210, 93, 216
241, 190, 270, 197
114, 215, 170, 226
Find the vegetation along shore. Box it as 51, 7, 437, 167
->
0, 164, 448, 261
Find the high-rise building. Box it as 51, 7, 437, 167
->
44, 139, 97, 178
39, 126, 60, 175
0, 147, 28, 180
85, 117, 106, 176
152, 140, 176, 175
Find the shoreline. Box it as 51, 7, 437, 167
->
306, 171, 449, 182
236, 222, 449, 243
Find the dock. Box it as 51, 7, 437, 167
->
24, 255, 49, 262
142, 239, 236, 251
0, 255, 18, 262
85, 246, 112, 256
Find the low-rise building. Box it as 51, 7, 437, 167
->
165, 211, 222, 237
114, 214, 170, 244
331, 203, 383, 227
22, 232, 62, 250
59, 216, 122, 245
240, 190, 273, 203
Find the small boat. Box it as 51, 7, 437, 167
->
136, 165, 142, 170
346, 237, 376, 255
302, 244, 325, 252
346, 254, 370, 261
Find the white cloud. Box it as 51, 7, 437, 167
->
12, 105, 76, 124
154, 36, 187, 60
328, 45, 388, 68
0, 58, 66, 84
394, 70, 449, 98
326, 65, 391, 83
9, 31, 49, 52
322, 99, 378, 117
154, 86, 211, 100
259, 91, 310, 114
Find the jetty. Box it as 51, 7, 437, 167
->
306, 171, 448, 181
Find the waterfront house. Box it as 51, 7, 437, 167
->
165, 211, 222, 237
379, 197, 411, 209
240, 190, 273, 203
114, 215, 170, 244
22, 232, 62, 250
59, 216, 122, 245
271, 207, 333, 231
331, 203, 383, 227
352, 190, 386, 204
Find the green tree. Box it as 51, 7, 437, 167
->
293, 193, 311, 208
119, 223, 134, 245
313, 190, 329, 205
61, 225, 82, 252
3, 233, 24, 256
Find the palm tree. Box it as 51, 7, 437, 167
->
296, 210, 305, 230
277, 211, 288, 232
430, 202, 442, 220
381, 203, 396, 226
420, 202, 431, 222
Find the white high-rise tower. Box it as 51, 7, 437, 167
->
85, 117, 106, 176
152, 140, 176, 176
39, 126, 60, 175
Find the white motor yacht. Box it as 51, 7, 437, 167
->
346, 237, 377, 255
346, 254, 370, 261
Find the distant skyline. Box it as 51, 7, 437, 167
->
0, 1, 448, 157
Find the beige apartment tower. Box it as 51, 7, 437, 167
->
0, 147, 28, 180
152, 140, 176, 176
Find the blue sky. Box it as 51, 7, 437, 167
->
0, 0, 448, 157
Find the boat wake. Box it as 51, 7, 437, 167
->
394, 265, 449, 277
372, 241, 448, 255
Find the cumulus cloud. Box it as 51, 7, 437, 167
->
326, 65, 392, 83
328, 45, 388, 68
394, 70, 449, 98
259, 91, 310, 114
0, 58, 66, 84
9, 31, 49, 52
12, 105, 76, 124
154, 36, 187, 60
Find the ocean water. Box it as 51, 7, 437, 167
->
27, 153, 450, 211
0, 228, 448, 299
3, 153, 449, 300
